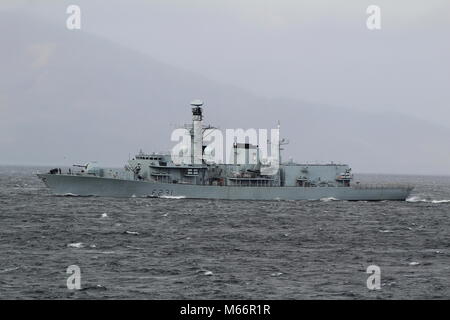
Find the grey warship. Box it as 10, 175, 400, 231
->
38, 101, 413, 200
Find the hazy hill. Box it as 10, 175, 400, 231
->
1, 12, 449, 175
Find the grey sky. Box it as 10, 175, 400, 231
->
8, 0, 450, 127
1, 1, 449, 174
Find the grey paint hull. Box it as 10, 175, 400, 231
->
38, 174, 412, 201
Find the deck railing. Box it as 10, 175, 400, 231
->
352, 183, 414, 190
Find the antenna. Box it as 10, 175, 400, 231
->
190, 99, 204, 165
190, 99, 204, 107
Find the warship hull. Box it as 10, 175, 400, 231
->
37, 174, 412, 201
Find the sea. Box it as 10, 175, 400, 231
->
0, 166, 449, 299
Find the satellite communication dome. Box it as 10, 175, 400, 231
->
190, 99, 203, 107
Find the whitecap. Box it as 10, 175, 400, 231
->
406, 196, 450, 204
320, 197, 338, 202
271, 272, 283, 277
67, 242, 84, 248
409, 261, 420, 266
197, 269, 213, 276
125, 231, 140, 235
431, 199, 450, 204
159, 195, 186, 199
379, 229, 393, 233
101, 213, 108, 218
0, 266, 20, 273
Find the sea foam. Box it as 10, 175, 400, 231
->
406, 196, 450, 204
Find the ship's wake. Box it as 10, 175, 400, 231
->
406, 196, 450, 204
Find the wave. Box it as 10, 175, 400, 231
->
431, 199, 450, 204
320, 197, 338, 202
125, 245, 144, 250
67, 242, 84, 248
124, 231, 140, 235
56, 193, 95, 197
406, 196, 450, 204
13, 186, 39, 191
159, 195, 186, 199
62, 193, 80, 197
0, 266, 20, 274
197, 269, 214, 276
80, 284, 107, 291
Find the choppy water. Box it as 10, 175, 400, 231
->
0, 166, 449, 299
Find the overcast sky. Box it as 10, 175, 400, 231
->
4, 0, 450, 127
1, 1, 450, 174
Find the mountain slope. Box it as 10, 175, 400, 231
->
1, 12, 449, 175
